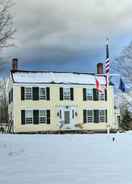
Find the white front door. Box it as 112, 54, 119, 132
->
59, 107, 76, 128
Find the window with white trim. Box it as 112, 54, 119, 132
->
99, 91, 105, 101
87, 110, 94, 123
24, 87, 32, 100
39, 88, 47, 100
25, 110, 33, 124
39, 110, 47, 123
99, 110, 105, 122
63, 88, 71, 100
86, 89, 93, 100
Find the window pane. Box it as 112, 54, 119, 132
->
63, 88, 71, 100
25, 110, 33, 124
99, 110, 105, 122
86, 89, 93, 100
87, 110, 93, 123
25, 88, 32, 100
99, 92, 105, 101
39, 110, 47, 123
40, 88, 46, 100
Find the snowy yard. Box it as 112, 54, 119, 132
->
0, 133, 132, 184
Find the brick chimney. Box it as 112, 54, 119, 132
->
12, 58, 18, 71
97, 63, 103, 74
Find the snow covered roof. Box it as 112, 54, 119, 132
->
11, 70, 106, 85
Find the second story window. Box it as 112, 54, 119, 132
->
24, 87, 32, 100
86, 89, 93, 100
9, 88, 13, 104
60, 87, 74, 100
83, 88, 107, 101
83, 88, 93, 101
39, 88, 47, 100
63, 88, 71, 100
21, 87, 50, 101
99, 91, 105, 101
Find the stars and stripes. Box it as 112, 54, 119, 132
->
105, 39, 110, 87
95, 39, 111, 92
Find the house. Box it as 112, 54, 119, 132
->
7, 58, 119, 133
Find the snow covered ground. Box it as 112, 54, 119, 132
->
0, 133, 132, 184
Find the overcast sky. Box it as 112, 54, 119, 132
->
1, 0, 132, 74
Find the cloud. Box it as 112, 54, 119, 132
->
1, 0, 132, 72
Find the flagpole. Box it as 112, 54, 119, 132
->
106, 38, 111, 134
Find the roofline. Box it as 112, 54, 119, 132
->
13, 82, 104, 85
10, 69, 96, 75
10, 69, 106, 84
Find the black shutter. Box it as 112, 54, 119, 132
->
47, 110, 50, 124
33, 110, 39, 124
105, 89, 107, 101
93, 88, 98, 101
94, 110, 99, 123
105, 110, 107, 122
33, 87, 39, 100
21, 110, 25, 125
11, 88, 13, 102
60, 88, 63, 100
70, 88, 74, 100
21, 87, 24, 100
83, 88, 86, 101
9, 92, 10, 104
46, 87, 50, 100
83, 110, 87, 123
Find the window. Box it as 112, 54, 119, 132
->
84, 110, 94, 123
72, 110, 74, 119
63, 88, 71, 100
24, 87, 32, 100
25, 110, 33, 124
87, 110, 93, 123
39, 110, 47, 123
99, 110, 105, 122
39, 88, 46, 100
86, 89, 93, 100
99, 91, 105, 101
9, 88, 13, 104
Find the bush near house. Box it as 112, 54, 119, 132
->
120, 109, 132, 130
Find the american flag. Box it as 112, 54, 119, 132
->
105, 39, 110, 87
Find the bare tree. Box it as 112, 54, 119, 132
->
0, 79, 8, 132
0, 0, 15, 48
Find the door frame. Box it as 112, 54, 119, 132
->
58, 106, 77, 128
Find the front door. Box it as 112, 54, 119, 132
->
64, 111, 70, 124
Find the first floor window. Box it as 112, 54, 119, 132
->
83, 109, 107, 123
87, 110, 93, 123
21, 109, 50, 125
99, 110, 106, 122
24, 87, 32, 100
39, 110, 47, 123
25, 110, 33, 124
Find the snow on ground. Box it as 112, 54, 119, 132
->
0, 133, 132, 184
